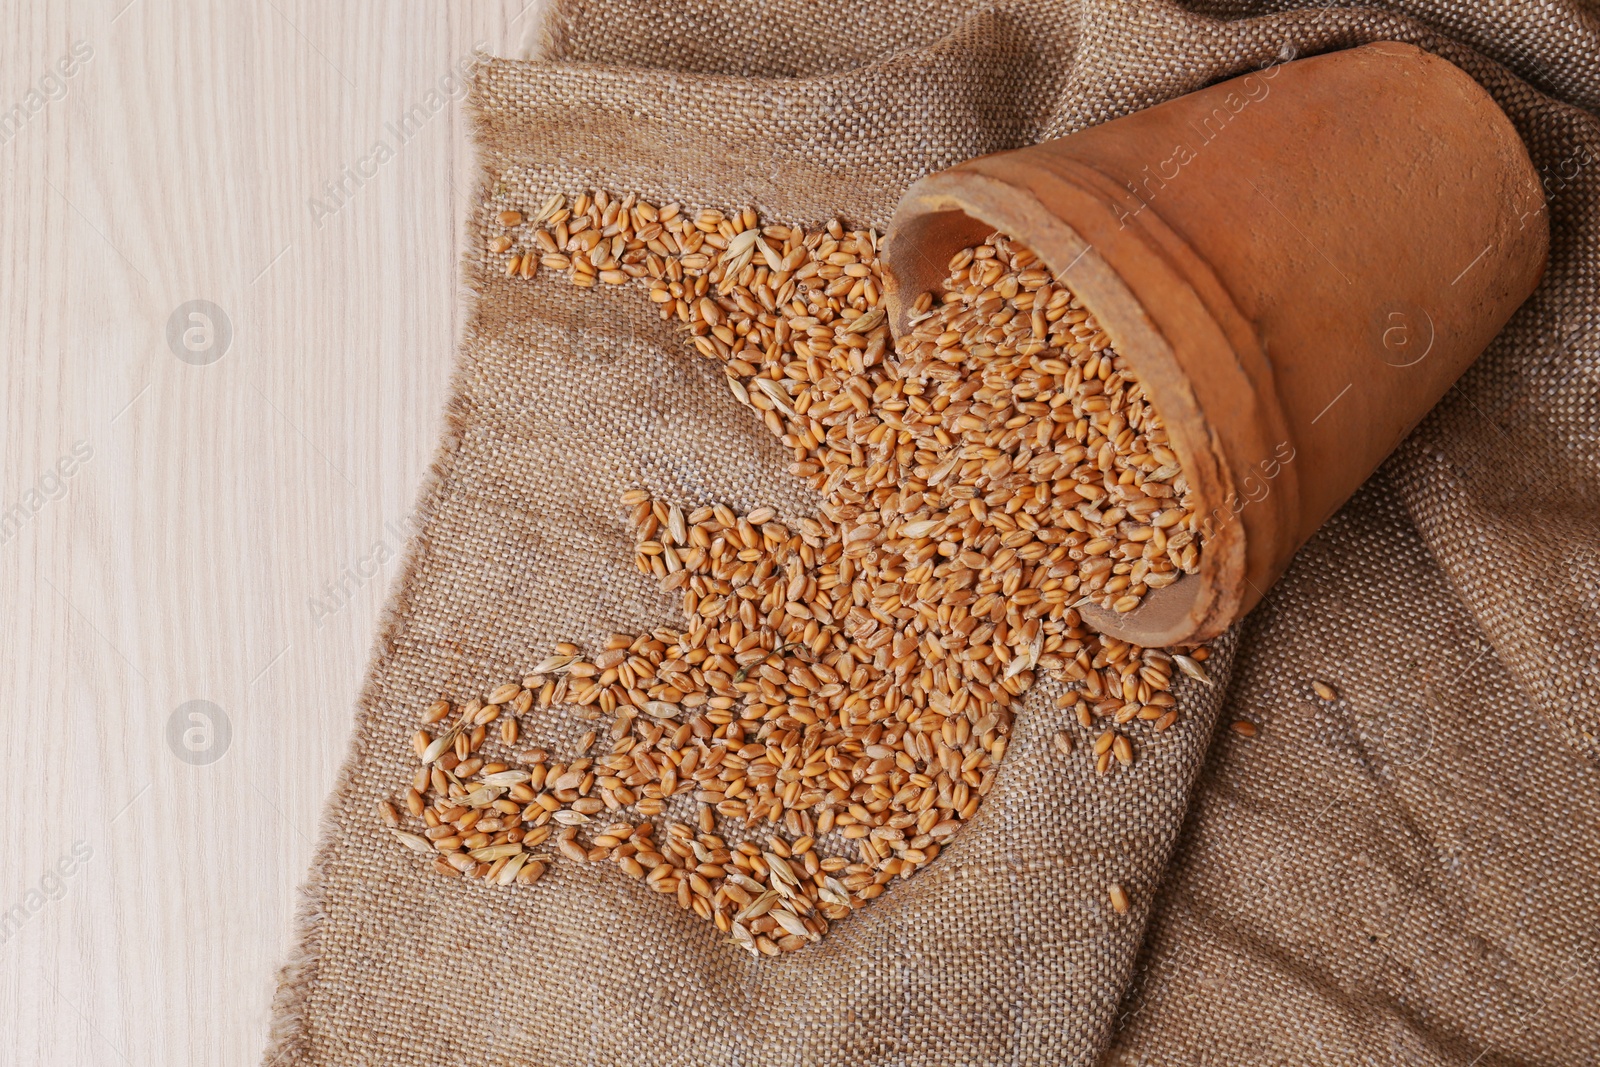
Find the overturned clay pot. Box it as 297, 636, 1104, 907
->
882, 41, 1549, 647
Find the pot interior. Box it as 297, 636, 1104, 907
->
884, 204, 1214, 648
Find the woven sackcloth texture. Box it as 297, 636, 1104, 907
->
263, 2, 1600, 1065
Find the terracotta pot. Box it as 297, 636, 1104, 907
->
882, 41, 1548, 647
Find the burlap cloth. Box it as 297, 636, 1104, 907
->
263, 2, 1600, 1064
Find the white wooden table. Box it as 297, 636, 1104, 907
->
0, 4, 537, 1062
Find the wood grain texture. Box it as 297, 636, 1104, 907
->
0, 3, 541, 1062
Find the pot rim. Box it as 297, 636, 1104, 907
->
883, 169, 1261, 646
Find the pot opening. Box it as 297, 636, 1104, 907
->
885, 203, 1214, 649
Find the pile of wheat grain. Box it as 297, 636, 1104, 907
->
381, 193, 1213, 955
